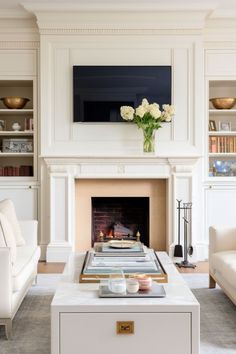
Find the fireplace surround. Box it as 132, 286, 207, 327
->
44, 156, 199, 262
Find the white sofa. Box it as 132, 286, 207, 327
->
209, 226, 236, 305
0, 220, 40, 338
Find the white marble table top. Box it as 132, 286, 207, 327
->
51, 251, 199, 313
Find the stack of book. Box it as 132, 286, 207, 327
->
79, 242, 167, 283
209, 136, 236, 153
0, 165, 33, 176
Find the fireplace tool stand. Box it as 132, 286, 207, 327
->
175, 202, 196, 269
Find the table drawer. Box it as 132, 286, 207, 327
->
60, 312, 191, 354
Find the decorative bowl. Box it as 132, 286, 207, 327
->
210, 97, 236, 110
0, 97, 30, 109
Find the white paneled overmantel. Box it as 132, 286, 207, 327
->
23, 2, 205, 158
44, 156, 202, 262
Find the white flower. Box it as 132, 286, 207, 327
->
162, 104, 175, 122
141, 98, 149, 109
120, 106, 134, 121
163, 104, 175, 116
148, 103, 161, 119
163, 113, 172, 122
135, 105, 146, 118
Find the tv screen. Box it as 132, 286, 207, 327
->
73, 66, 171, 123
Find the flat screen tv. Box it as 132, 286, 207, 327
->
73, 66, 171, 123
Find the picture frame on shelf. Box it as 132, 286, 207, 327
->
0, 119, 5, 131
219, 121, 231, 131
209, 120, 216, 131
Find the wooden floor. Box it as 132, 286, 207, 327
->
38, 261, 209, 274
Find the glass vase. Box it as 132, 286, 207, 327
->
142, 129, 155, 153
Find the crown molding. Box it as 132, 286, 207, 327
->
22, 3, 212, 31
0, 8, 33, 19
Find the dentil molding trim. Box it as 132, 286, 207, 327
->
0, 41, 39, 49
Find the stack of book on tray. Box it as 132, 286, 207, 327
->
79, 241, 167, 283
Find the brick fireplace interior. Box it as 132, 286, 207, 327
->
92, 197, 149, 245
75, 179, 167, 251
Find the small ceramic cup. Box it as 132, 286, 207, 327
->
133, 274, 152, 291
126, 278, 139, 294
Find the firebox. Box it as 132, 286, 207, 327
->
91, 197, 149, 246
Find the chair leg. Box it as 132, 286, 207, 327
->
5, 319, 12, 340
33, 275, 38, 285
209, 275, 216, 288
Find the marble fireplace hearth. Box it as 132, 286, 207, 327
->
44, 156, 198, 262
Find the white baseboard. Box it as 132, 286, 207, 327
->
46, 242, 72, 262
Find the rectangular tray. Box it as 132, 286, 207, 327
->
99, 283, 166, 298
80, 250, 168, 283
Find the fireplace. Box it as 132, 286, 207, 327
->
92, 197, 149, 246
75, 178, 167, 252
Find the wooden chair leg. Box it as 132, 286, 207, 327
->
209, 275, 216, 289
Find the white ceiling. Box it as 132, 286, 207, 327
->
1, 0, 236, 19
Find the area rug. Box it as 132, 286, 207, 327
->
0, 274, 236, 354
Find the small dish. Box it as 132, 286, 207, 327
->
108, 240, 136, 249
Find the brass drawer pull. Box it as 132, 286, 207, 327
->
116, 321, 134, 334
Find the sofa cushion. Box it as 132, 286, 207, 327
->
0, 199, 25, 246
0, 212, 17, 264
12, 244, 40, 292
211, 250, 236, 288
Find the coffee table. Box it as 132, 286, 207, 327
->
51, 252, 200, 354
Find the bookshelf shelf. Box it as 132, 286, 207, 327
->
0, 131, 33, 136
209, 131, 236, 136
209, 109, 236, 115
0, 109, 33, 115
0, 153, 34, 157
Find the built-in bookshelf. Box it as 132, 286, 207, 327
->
0, 80, 36, 178
208, 81, 236, 177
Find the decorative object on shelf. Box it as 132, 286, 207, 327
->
209, 119, 217, 131
213, 160, 227, 176
2, 138, 33, 153
0, 97, 30, 109
120, 98, 175, 153
175, 201, 196, 269
219, 121, 231, 131
0, 119, 5, 131
210, 97, 236, 110
12, 122, 21, 131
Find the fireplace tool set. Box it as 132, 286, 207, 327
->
174, 200, 196, 269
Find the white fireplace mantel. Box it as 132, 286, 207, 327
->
43, 155, 201, 262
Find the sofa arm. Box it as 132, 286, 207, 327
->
209, 226, 236, 257
0, 248, 12, 318
19, 220, 38, 247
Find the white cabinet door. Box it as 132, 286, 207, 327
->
205, 187, 236, 229
60, 312, 191, 354
0, 187, 38, 219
